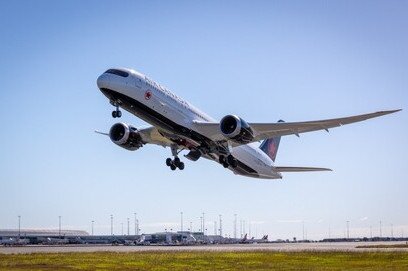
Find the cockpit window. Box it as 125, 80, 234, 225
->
105, 69, 129, 77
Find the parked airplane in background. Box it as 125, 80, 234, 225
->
96, 68, 400, 179
0, 238, 29, 246
239, 234, 269, 244
42, 237, 69, 245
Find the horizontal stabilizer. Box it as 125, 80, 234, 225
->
274, 166, 332, 172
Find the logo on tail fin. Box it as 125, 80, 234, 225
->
259, 120, 284, 162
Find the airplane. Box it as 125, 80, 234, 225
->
256, 235, 269, 244
0, 238, 29, 246
96, 67, 400, 179
138, 232, 197, 245
239, 234, 269, 244
42, 237, 69, 245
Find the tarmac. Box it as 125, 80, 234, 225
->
1, 242, 407, 254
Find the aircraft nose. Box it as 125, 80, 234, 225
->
97, 73, 110, 89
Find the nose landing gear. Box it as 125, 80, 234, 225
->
111, 103, 122, 118
112, 110, 122, 118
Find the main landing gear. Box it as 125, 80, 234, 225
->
219, 154, 238, 168
166, 157, 184, 171
112, 104, 122, 118
166, 145, 185, 171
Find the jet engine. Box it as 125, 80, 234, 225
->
220, 115, 254, 143
109, 123, 144, 151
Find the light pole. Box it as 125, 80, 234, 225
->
110, 215, 113, 236
379, 220, 382, 238
200, 217, 203, 232
219, 215, 222, 237
202, 212, 205, 235
234, 214, 237, 238
134, 213, 137, 235
127, 218, 130, 235
302, 221, 305, 240
121, 223, 123, 235
346, 221, 350, 239
59, 216, 61, 237
190, 221, 193, 232
180, 212, 183, 232
91, 220, 94, 236
18, 215, 21, 238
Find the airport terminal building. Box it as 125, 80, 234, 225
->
0, 229, 89, 237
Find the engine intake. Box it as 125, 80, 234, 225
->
109, 123, 143, 151
220, 115, 254, 143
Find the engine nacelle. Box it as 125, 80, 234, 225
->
220, 115, 254, 143
109, 123, 143, 151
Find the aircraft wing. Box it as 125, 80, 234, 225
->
193, 109, 400, 145
248, 109, 400, 142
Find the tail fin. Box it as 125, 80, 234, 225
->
242, 233, 247, 241
259, 120, 283, 162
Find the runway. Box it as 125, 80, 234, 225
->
1, 242, 407, 254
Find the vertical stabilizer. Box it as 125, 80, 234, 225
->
259, 120, 284, 162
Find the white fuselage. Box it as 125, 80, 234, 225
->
97, 68, 281, 179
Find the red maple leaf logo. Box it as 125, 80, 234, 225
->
145, 91, 152, 100
268, 141, 277, 158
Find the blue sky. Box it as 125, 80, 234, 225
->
0, 1, 407, 239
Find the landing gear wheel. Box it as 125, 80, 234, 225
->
112, 111, 117, 118
170, 164, 177, 171
219, 155, 225, 164
178, 162, 185, 170
223, 162, 229, 168
117, 110, 122, 118
166, 158, 172, 167
227, 155, 238, 168
174, 157, 181, 166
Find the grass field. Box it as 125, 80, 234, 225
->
1, 251, 408, 270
